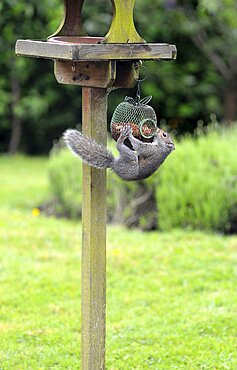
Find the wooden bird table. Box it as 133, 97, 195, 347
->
15, 1, 176, 369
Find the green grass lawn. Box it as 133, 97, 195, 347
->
0, 155, 237, 369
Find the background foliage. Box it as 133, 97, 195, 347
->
1, 0, 237, 153
156, 124, 237, 233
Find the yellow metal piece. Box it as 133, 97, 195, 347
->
105, 0, 145, 43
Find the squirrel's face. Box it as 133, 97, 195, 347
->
155, 128, 175, 152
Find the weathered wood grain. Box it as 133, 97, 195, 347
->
15, 39, 177, 61
81, 87, 107, 370
112, 61, 139, 89
54, 61, 116, 88
54, 60, 138, 88
49, 0, 86, 38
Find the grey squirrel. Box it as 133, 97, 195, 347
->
63, 125, 175, 181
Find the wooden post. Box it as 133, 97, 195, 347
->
81, 87, 107, 370
15, 3, 177, 368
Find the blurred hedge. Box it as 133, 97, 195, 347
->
47, 125, 237, 233
155, 125, 237, 233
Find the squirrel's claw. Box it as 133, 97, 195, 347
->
121, 124, 132, 138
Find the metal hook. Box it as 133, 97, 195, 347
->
134, 64, 149, 103
134, 64, 149, 83
135, 80, 141, 103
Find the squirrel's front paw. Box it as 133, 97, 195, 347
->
121, 124, 132, 138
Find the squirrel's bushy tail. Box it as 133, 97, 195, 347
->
63, 129, 114, 169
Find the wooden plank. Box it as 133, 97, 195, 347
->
15, 39, 177, 61
105, 0, 145, 43
15, 39, 74, 60
73, 43, 177, 61
54, 61, 116, 88
54, 60, 138, 88
49, 0, 86, 38
81, 87, 107, 370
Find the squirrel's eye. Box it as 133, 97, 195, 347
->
162, 132, 167, 138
